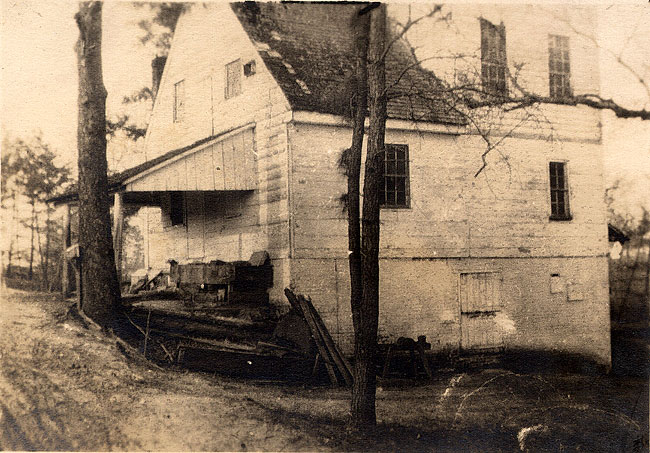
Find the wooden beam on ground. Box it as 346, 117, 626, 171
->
284, 288, 338, 386
304, 296, 353, 386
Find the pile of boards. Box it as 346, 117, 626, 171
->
284, 289, 353, 387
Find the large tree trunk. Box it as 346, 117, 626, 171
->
350, 3, 387, 433
348, 5, 370, 359
75, 2, 121, 326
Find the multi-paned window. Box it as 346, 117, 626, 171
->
548, 35, 571, 99
173, 80, 185, 123
170, 192, 185, 226
225, 59, 242, 99
380, 144, 410, 208
549, 161, 571, 220
480, 18, 507, 96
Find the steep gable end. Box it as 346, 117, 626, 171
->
231, 2, 465, 125
144, 3, 290, 160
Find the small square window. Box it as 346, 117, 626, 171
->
549, 161, 571, 221
243, 60, 256, 77
380, 144, 410, 208
225, 60, 242, 99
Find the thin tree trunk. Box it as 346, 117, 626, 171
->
348, 5, 370, 352
28, 199, 36, 280
36, 218, 45, 290
43, 209, 51, 290
75, 1, 121, 326
351, 3, 387, 433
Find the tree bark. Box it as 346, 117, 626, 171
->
75, 2, 121, 326
350, 3, 387, 433
348, 5, 370, 359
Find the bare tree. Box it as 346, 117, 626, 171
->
75, 1, 121, 326
340, 3, 649, 433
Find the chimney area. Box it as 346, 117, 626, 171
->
151, 56, 167, 102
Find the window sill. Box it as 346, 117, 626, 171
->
380, 205, 411, 210
549, 215, 572, 222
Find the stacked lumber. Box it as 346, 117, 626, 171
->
284, 288, 353, 387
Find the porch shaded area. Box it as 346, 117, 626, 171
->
47, 126, 257, 295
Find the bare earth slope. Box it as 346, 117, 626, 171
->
0, 289, 332, 451
1, 289, 647, 452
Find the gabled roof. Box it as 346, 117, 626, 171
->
49, 3, 465, 205
231, 2, 465, 125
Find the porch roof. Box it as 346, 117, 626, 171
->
47, 126, 253, 206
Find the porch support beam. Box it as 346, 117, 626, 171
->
113, 191, 124, 286
61, 204, 74, 297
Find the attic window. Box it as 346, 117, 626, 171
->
548, 35, 572, 99
243, 60, 256, 77
173, 80, 185, 123
225, 59, 242, 99
480, 18, 507, 96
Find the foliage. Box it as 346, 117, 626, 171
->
1, 134, 72, 288
135, 2, 187, 53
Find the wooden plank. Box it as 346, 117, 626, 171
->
284, 289, 338, 385
304, 296, 353, 386
222, 138, 236, 190
61, 204, 74, 297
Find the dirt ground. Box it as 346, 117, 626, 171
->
1, 289, 648, 452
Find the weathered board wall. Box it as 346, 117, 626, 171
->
287, 120, 610, 364
144, 3, 290, 160
127, 129, 256, 192
142, 3, 294, 303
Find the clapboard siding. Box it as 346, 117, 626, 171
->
291, 256, 610, 364
141, 3, 294, 302
289, 122, 607, 260
145, 3, 291, 159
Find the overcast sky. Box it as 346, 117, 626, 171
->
1, 0, 649, 217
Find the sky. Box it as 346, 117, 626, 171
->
1, 0, 649, 221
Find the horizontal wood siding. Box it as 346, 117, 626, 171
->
144, 3, 291, 161
289, 122, 607, 260
291, 256, 610, 365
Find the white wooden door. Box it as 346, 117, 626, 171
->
459, 272, 504, 350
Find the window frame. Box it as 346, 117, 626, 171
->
169, 192, 185, 226
225, 59, 242, 100
173, 79, 185, 123
480, 18, 508, 96
548, 34, 572, 99
548, 161, 572, 221
380, 144, 411, 209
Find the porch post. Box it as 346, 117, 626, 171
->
61, 204, 74, 296
113, 192, 124, 286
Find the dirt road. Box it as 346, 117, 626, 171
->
0, 289, 332, 451
1, 289, 647, 451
